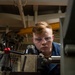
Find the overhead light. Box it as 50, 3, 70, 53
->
58, 6, 62, 13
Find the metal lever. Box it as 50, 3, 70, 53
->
43, 56, 60, 64
65, 44, 75, 56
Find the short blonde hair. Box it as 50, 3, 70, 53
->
32, 21, 52, 34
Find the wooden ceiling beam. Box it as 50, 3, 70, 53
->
17, 0, 26, 28
0, 0, 68, 6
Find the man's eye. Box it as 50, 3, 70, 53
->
35, 38, 42, 41
45, 37, 51, 40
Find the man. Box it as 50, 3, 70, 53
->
26, 21, 60, 75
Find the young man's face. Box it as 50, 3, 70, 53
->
33, 28, 54, 56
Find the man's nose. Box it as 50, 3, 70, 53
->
41, 38, 47, 44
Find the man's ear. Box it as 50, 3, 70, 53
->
52, 34, 54, 40
31, 34, 33, 42
32, 36, 34, 43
